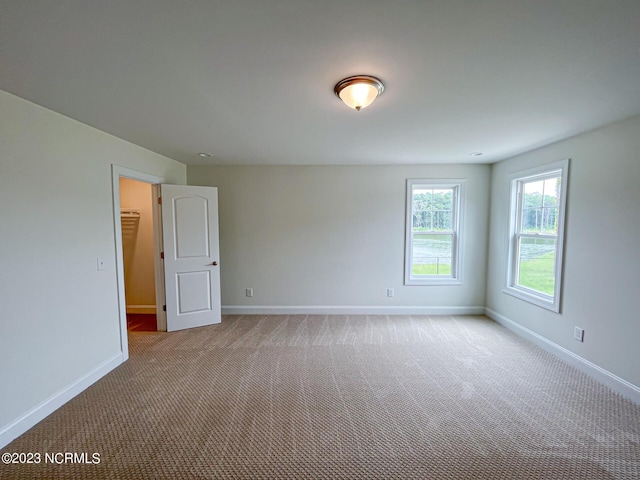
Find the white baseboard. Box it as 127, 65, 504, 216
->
126, 304, 156, 314
0, 353, 123, 449
222, 305, 486, 316
485, 307, 640, 405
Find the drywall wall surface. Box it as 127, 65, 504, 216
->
0, 90, 185, 433
486, 114, 640, 388
119, 178, 156, 310
188, 164, 490, 309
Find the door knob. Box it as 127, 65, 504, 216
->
211, 261, 218, 266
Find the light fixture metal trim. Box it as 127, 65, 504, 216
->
334, 75, 385, 111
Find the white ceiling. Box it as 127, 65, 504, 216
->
2, 1, 640, 165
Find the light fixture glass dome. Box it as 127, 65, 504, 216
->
334, 75, 385, 111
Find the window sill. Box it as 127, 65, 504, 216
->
406, 277, 462, 286
503, 285, 560, 313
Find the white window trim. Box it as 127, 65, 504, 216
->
404, 179, 465, 286
504, 159, 569, 312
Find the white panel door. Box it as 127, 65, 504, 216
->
161, 185, 221, 332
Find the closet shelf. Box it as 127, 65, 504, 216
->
120, 209, 141, 218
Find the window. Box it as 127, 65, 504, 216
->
405, 179, 464, 285
505, 159, 569, 312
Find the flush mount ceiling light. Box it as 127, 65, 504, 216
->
334, 75, 385, 111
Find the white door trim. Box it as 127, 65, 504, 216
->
151, 184, 167, 332
111, 165, 166, 360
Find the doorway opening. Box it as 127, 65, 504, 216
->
112, 166, 167, 360
113, 166, 222, 355
120, 177, 157, 332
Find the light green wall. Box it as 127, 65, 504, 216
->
0, 90, 186, 433
188, 164, 491, 309
486, 114, 640, 388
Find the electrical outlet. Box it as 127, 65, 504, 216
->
386, 288, 394, 297
574, 326, 584, 342
97, 257, 106, 271
246, 288, 253, 297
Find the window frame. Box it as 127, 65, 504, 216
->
504, 159, 569, 312
404, 179, 465, 286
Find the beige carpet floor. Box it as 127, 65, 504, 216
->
2, 314, 639, 479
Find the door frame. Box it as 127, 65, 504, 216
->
111, 165, 167, 360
